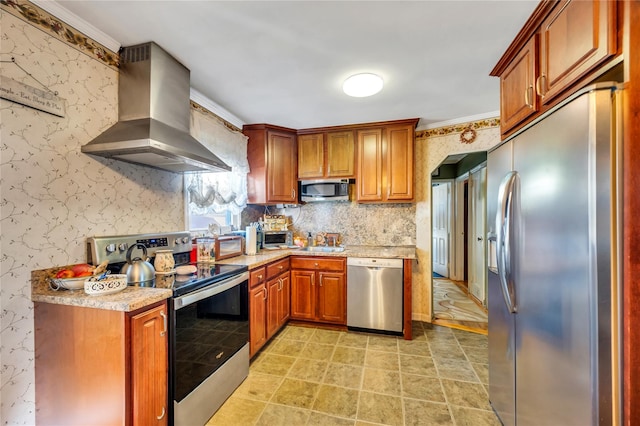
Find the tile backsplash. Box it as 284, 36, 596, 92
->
245, 202, 416, 246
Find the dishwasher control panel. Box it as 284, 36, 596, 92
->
346, 257, 403, 268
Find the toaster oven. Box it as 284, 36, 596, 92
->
261, 230, 293, 248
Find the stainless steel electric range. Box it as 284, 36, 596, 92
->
87, 232, 249, 426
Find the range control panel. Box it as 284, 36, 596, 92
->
136, 237, 169, 248
87, 232, 192, 266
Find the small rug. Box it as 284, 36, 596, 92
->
433, 272, 444, 278
433, 278, 487, 323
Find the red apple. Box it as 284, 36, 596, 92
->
71, 263, 93, 276
55, 269, 74, 278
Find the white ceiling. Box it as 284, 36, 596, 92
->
48, 0, 538, 130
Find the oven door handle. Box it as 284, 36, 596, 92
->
173, 271, 249, 310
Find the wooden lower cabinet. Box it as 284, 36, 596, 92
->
290, 256, 346, 325
266, 272, 290, 337
249, 258, 290, 357
35, 300, 168, 426
249, 281, 268, 356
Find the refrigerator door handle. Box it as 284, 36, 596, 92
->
496, 171, 518, 313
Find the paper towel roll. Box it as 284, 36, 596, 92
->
245, 226, 257, 255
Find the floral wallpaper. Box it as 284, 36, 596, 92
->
413, 123, 502, 322
0, 9, 184, 424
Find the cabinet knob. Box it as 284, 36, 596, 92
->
279, 266, 283, 270
314, 263, 319, 267
258, 274, 263, 280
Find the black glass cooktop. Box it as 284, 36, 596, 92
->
155, 263, 248, 297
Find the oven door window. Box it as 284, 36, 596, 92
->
173, 280, 248, 402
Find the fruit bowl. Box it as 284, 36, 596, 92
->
84, 274, 128, 296
49, 276, 88, 291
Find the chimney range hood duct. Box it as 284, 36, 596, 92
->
82, 42, 231, 173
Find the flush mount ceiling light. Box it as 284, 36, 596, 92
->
342, 73, 384, 97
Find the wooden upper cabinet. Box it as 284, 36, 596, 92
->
356, 120, 417, 203
356, 128, 383, 202
298, 133, 325, 178
297, 131, 355, 179
326, 131, 355, 178
500, 35, 539, 134
386, 124, 415, 201
244, 124, 297, 204
539, 0, 617, 104
491, 0, 618, 137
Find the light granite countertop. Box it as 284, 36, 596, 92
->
32, 245, 415, 311
218, 245, 416, 269
31, 269, 172, 312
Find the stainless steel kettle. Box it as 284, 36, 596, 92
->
120, 243, 155, 286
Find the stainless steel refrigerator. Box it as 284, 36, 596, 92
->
487, 83, 622, 425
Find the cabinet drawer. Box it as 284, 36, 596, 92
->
266, 258, 290, 279
250, 267, 266, 288
290, 256, 346, 272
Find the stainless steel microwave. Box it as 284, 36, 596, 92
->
300, 179, 350, 202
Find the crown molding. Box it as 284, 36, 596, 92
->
418, 111, 500, 131
190, 88, 245, 130
31, 0, 121, 53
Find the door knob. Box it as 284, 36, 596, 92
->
477, 237, 483, 241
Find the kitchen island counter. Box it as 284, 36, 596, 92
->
31, 268, 171, 312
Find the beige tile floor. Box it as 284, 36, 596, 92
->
207, 322, 500, 426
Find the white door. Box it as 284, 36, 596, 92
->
432, 181, 451, 277
468, 166, 487, 304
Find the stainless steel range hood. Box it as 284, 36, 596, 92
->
82, 42, 231, 173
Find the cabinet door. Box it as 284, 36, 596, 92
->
131, 303, 168, 425
290, 270, 316, 320
539, 0, 617, 104
278, 274, 291, 326
267, 130, 297, 203
500, 35, 539, 134
326, 131, 355, 178
386, 124, 415, 201
356, 128, 383, 202
249, 284, 268, 357
266, 277, 280, 338
298, 133, 324, 179
317, 272, 346, 324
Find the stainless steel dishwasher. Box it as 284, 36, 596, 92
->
347, 257, 404, 334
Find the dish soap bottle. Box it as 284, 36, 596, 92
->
307, 232, 314, 247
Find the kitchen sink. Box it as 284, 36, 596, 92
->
300, 246, 345, 253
